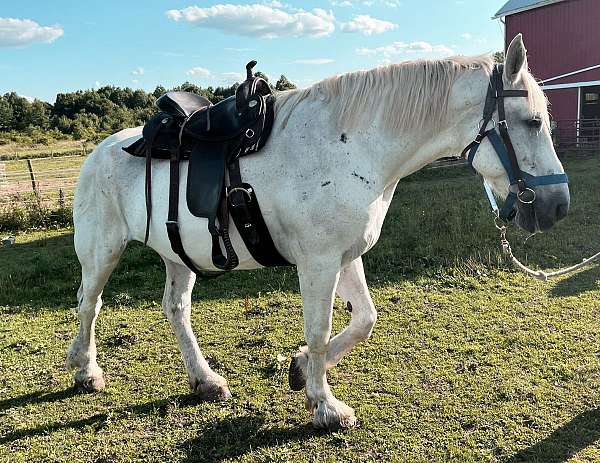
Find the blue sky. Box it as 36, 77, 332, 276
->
1, 0, 509, 102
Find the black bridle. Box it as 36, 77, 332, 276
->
461, 64, 568, 222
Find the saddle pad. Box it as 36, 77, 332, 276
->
186, 143, 226, 232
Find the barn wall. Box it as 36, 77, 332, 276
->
505, 0, 600, 81
545, 88, 579, 122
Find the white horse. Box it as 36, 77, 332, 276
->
67, 35, 569, 429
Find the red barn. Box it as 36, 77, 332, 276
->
495, 0, 600, 138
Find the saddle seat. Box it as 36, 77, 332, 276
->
157, 91, 211, 118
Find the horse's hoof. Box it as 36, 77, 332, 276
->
191, 378, 232, 402
310, 398, 357, 430
288, 355, 307, 391
74, 374, 106, 393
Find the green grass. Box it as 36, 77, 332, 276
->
2, 157, 600, 462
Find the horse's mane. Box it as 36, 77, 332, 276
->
276, 54, 547, 134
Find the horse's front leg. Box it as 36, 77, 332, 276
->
298, 257, 357, 429
162, 259, 231, 401
289, 257, 377, 391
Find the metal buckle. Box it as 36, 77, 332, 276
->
498, 119, 508, 129
245, 129, 255, 139
227, 186, 253, 202
517, 187, 536, 204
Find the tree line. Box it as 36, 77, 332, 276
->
0, 74, 296, 144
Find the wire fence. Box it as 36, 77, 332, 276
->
0, 155, 84, 211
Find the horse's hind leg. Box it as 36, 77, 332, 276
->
162, 259, 231, 401
66, 221, 127, 392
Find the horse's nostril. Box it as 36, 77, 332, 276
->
556, 203, 569, 221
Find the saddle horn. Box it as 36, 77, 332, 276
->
246, 60, 257, 80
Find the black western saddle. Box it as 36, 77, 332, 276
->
123, 61, 290, 273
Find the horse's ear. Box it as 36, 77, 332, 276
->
504, 34, 528, 83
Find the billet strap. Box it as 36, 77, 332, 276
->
142, 117, 170, 245
144, 148, 152, 245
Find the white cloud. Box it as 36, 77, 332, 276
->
0, 18, 63, 47
357, 41, 454, 58
292, 58, 334, 65
166, 4, 335, 38
131, 67, 145, 76
461, 32, 472, 40
221, 71, 245, 82
186, 66, 212, 78
330, 0, 402, 6
341, 15, 397, 36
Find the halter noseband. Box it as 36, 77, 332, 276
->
461, 65, 568, 222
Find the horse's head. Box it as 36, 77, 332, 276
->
466, 34, 570, 233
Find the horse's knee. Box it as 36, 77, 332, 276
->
352, 303, 377, 342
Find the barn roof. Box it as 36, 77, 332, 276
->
493, 0, 567, 19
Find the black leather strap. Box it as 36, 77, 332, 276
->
494, 67, 527, 192
144, 147, 152, 245
166, 148, 205, 273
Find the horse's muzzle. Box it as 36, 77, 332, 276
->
515, 184, 570, 233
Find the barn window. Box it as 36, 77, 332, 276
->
584, 93, 599, 105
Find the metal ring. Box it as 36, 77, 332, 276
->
245, 129, 255, 139
517, 187, 536, 204
477, 118, 497, 130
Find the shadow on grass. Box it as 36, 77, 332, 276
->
506, 408, 600, 463
549, 265, 600, 298
0, 390, 206, 445
0, 388, 322, 462
178, 416, 322, 463
0, 387, 79, 412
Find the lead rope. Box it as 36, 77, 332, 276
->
494, 214, 600, 281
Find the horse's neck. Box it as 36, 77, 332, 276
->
363, 75, 484, 186
354, 121, 473, 188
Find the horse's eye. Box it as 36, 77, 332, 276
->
527, 117, 542, 129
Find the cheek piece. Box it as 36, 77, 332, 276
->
460, 64, 569, 223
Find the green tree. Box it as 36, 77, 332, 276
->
0, 97, 14, 130
29, 100, 51, 129
494, 51, 505, 63
275, 75, 296, 91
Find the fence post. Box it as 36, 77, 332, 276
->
26, 159, 40, 199
59, 188, 65, 208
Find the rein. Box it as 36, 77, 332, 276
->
462, 65, 600, 280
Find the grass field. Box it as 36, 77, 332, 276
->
1, 157, 600, 462
0, 140, 91, 161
